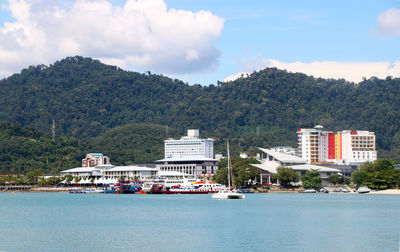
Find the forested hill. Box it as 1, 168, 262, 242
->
0, 122, 84, 174
0, 56, 399, 161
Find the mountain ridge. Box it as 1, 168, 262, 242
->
0, 56, 399, 164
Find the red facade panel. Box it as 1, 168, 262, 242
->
328, 133, 335, 159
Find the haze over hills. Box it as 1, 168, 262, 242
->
0, 56, 399, 173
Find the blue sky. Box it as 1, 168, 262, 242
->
1, 0, 400, 84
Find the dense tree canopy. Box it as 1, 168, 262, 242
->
0, 122, 84, 174
0, 56, 400, 173
352, 160, 399, 189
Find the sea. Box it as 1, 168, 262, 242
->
0, 192, 399, 252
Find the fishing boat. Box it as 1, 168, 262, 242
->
212, 142, 245, 200
105, 179, 141, 194
149, 184, 164, 194
141, 182, 153, 193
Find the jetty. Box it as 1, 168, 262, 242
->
0, 185, 33, 192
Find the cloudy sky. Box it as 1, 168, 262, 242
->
0, 0, 400, 84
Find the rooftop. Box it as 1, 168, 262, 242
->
88, 153, 105, 157
106, 166, 157, 172
259, 148, 306, 164
61, 167, 98, 173
251, 163, 340, 174
156, 156, 217, 162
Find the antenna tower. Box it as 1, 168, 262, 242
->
51, 120, 56, 141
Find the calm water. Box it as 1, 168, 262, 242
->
0, 192, 399, 252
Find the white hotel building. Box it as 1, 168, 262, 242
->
164, 129, 214, 159
297, 125, 377, 165
156, 129, 218, 177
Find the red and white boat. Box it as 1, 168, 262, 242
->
161, 180, 227, 194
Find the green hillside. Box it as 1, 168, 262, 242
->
87, 123, 178, 165
0, 56, 399, 171
0, 122, 84, 174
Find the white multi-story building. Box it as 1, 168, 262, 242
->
339, 130, 377, 165
297, 126, 377, 165
164, 129, 214, 159
297, 125, 328, 164
157, 129, 218, 177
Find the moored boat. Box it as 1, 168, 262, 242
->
356, 186, 371, 194
162, 186, 215, 194
302, 188, 317, 193
69, 188, 86, 194
149, 184, 164, 194
332, 187, 351, 193
212, 189, 245, 199
211, 141, 245, 200
84, 188, 105, 193
105, 179, 142, 194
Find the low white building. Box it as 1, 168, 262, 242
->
155, 156, 218, 177
104, 166, 157, 179
251, 148, 341, 185
61, 160, 157, 184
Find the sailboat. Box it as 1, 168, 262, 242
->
212, 141, 245, 200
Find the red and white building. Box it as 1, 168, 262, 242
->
297, 126, 377, 165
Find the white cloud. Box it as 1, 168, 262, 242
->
0, 0, 224, 77
224, 57, 400, 83
373, 8, 400, 36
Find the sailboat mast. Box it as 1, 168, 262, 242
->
227, 141, 231, 189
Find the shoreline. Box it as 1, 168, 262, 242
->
369, 189, 400, 195
2, 187, 400, 194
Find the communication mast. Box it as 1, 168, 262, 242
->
51, 120, 56, 141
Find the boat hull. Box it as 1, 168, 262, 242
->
163, 190, 215, 194
211, 191, 245, 199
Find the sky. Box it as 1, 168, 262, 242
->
0, 0, 400, 84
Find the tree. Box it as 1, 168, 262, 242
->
275, 167, 299, 188
65, 175, 73, 185
352, 171, 368, 186
25, 168, 44, 185
213, 156, 260, 187
327, 174, 344, 185
73, 177, 81, 184
302, 170, 322, 189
